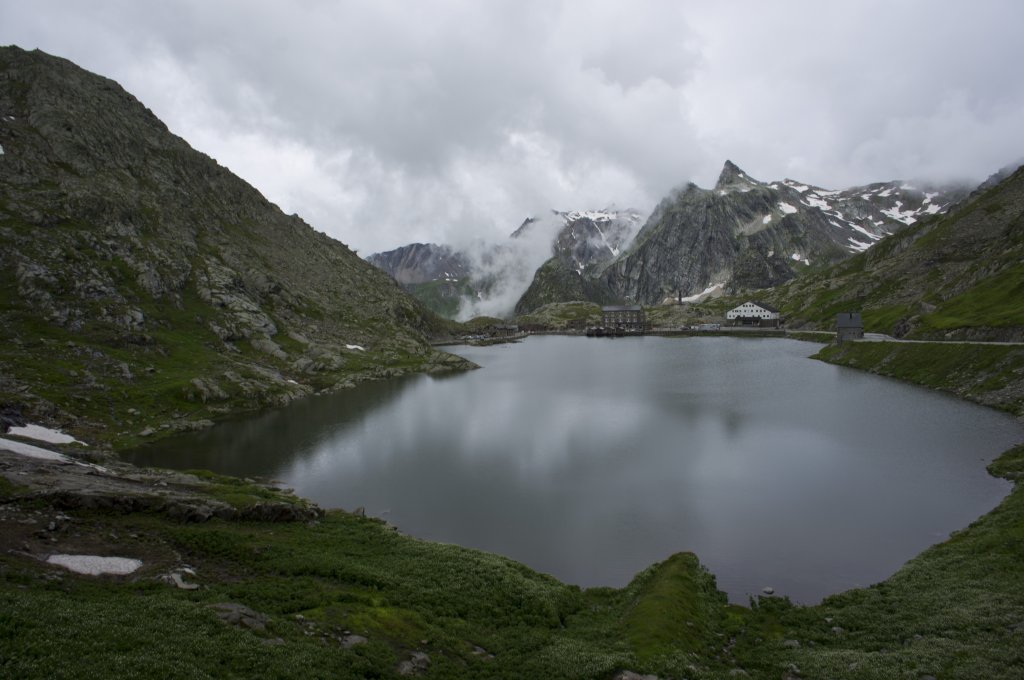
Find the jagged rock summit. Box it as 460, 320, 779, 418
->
0, 46, 466, 445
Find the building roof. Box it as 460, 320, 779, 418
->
751, 300, 780, 313
729, 300, 780, 313
836, 312, 863, 328
602, 305, 643, 312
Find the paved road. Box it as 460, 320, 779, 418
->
857, 333, 1024, 346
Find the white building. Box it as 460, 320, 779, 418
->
726, 301, 781, 326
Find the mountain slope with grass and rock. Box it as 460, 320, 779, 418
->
0, 46, 471, 449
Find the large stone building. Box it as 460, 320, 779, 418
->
725, 301, 781, 327
602, 305, 646, 332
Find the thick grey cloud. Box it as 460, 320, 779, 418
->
3, 0, 1023, 254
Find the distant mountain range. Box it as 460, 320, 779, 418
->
370, 161, 970, 318
366, 208, 644, 318
599, 160, 969, 306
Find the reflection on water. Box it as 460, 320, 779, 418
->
125, 336, 1023, 604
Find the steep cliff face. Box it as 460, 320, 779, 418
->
0, 47, 465, 446
601, 161, 968, 304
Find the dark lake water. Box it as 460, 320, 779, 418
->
125, 336, 1023, 604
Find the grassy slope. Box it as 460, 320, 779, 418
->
764, 166, 1024, 339
814, 342, 1024, 417
0, 502, 731, 679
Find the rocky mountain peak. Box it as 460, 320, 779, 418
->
715, 160, 756, 190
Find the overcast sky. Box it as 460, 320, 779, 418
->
3, 0, 1023, 253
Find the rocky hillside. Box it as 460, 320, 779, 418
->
768, 163, 1024, 341
365, 242, 476, 318
513, 209, 642, 314
600, 161, 968, 305
0, 47, 470, 448
365, 242, 470, 285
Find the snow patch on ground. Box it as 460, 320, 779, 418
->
877, 188, 893, 198
778, 202, 798, 215
762, 215, 772, 224
345, 344, 365, 351
925, 203, 942, 214
0, 437, 68, 462
0, 144, 5, 155
785, 182, 810, 193
47, 554, 143, 576
881, 201, 918, 225
850, 223, 883, 240
848, 238, 873, 252
564, 210, 616, 223
7, 424, 86, 446
803, 195, 831, 211
679, 283, 723, 303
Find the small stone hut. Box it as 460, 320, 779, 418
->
836, 312, 864, 344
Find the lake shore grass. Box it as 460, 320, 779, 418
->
2, 339, 1024, 678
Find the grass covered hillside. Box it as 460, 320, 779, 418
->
0, 47, 469, 449
767, 165, 1024, 341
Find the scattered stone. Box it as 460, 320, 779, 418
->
783, 639, 801, 649
340, 634, 368, 649
398, 651, 431, 676
831, 626, 845, 635
139, 427, 155, 437
263, 637, 285, 647
163, 570, 200, 590
613, 672, 659, 680
211, 603, 269, 631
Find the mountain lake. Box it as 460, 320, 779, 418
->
124, 335, 1024, 604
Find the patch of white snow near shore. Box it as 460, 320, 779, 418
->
47, 554, 142, 576
7, 423, 87, 446
0, 437, 108, 472
0, 437, 69, 462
